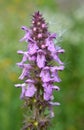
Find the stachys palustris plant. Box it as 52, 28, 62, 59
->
15, 11, 64, 130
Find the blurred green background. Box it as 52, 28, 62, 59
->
0, 0, 84, 130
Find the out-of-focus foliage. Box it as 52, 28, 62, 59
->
0, 0, 84, 130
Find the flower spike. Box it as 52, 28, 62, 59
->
15, 11, 64, 130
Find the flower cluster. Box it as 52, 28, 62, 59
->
15, 11, 64, 130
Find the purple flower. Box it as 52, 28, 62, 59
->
52, 53, 63, 64
45, 33, 56, 52
28, 41, 38, 55
17, 50, 29, 63
15, 83, 26, 99
43, 82, 53, 101
15, 79, 36, 98
17, 50, 36, 62
43, 81, 60, 101
18, 64, 32, 80
56, 46, 65, 53
50, 66, 64, 82
25, 79, 37, 97
21, 26, 29, 32
36, 49, 46, 68
16, 62, 31, 69
51, 46, 65, 65
20, 26, 32, 42
46, 40, 56, 52
40, 66, 51, 82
